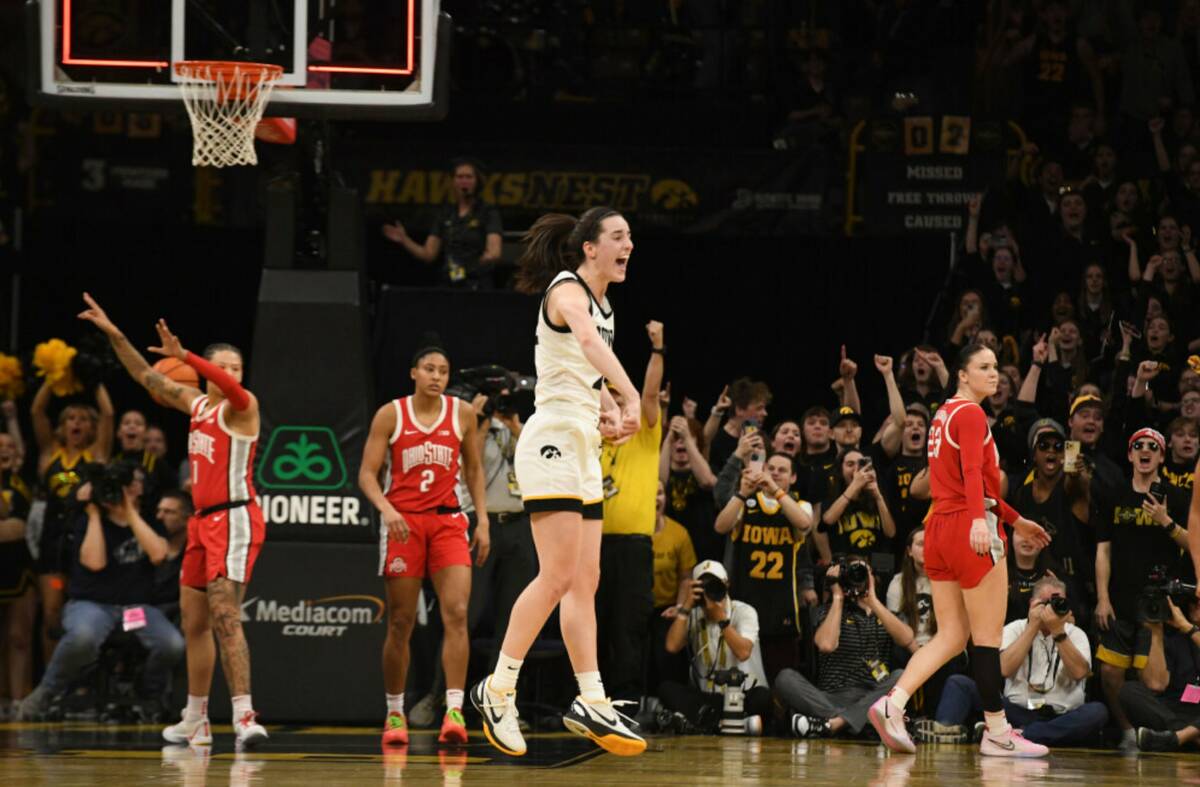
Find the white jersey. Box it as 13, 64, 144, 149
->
533, 270, 615, 417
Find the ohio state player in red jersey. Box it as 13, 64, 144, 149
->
359, 338, 489, 747
78, 294, 269, 749
869, 343, 1051, 760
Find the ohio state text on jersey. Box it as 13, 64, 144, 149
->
384, 395, 463, 512
188, 395, 258, 511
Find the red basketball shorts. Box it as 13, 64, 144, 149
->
180, 503, 266, 589
923, 509, 1006, 590
378, 511, 471, 579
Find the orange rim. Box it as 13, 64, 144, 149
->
174, 60, 283, 101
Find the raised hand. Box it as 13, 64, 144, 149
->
77, 292, 120, 337
1136, 360, 1162, 382
147, 319, 187, 360
1031, 333, 1049, 364
646, 320, 664, 349
1149, 117, 1166, 135
681, 396, 697, 420
874, 355, 894, 375
1013, 517, 1051, 549
381, 220, 408, 243
839, 345, 858, 379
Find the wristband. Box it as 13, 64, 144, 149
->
773, 488, 787, 501
718, 619, 731, 630
1031, 360, 1045, 368
1188, 626, 1200, 638
1052, 632, 1068, 643
650, 347, 665, 355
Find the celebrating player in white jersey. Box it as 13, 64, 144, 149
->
471, 207, 645, 757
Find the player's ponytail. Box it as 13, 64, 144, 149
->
514, 206, 622, 294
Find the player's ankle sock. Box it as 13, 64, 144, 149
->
490, 653, 523, 693
575, 671, 606, 703
1121, 728, 1137, 745
231, 695, 254, 720
386, 693, 405, 714
983, 711, 1009, 737
887, 687, 910, 713
185, 695, 208, 720
445, 690, 464, 711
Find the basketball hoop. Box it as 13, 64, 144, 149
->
175, 61, 284, 168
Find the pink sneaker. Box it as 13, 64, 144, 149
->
979, 726, 1049, 758
868, 696, 915, 754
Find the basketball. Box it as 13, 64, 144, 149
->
150, 357, 199, 405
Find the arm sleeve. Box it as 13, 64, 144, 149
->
993, 496, 1020, 525
184, 352, 251, 411
954, 405, 989, 521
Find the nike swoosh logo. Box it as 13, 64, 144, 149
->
487, 706, 504, 725
588, 707, 619, 726
989, 737, 1016, 751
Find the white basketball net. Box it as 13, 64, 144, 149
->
175, 62, 282, 168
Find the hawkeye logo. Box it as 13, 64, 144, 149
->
257, 426, 367, 527
650, 179, 699, 210
242, 594, 385, 638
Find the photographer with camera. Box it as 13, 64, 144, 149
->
774, 557, 913, 739
660, 561, 770, 735
715, 452, 813, 682
18, 461, 183, 720
1094, 427, 1192, 752
1121, 594, 1200, 751
927, 576, 1106, 745
815, 449, 897, 572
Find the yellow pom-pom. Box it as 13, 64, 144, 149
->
0, 354, 23, 400
1190, 355, 1200, 375
32, 339, 82, 397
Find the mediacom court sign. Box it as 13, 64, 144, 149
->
255, 425, 369, 530
241, 593, 384, 638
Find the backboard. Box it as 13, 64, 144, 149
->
26, 0, 449, 120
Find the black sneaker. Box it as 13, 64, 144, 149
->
791, 714, 831, 738
562, 697, 646, 756
1137, 727, 1180, 752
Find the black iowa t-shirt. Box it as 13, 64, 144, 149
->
820, 495, 887, 558
68, 513, 166, 606
1162, 457, 1195, 491
1095, 483, 1190, 620
881, 453, 928, 553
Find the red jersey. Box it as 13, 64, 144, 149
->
384, 395, 463, 513
188, 395, 258, 511
926, 397, 1018, 524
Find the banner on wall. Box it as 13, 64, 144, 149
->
346, 142, 837, 236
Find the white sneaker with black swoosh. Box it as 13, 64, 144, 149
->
561, 697, 646, 756
470, 677, 526, 756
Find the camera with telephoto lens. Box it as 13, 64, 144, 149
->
445, 365, 535, 418
829, 557, 871, 600
709, 666, 761, 736
1138, 565, 1198, 624
77, 461, 135, 508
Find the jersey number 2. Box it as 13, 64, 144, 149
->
419, 469, 435, 493
749, 550, 784, 580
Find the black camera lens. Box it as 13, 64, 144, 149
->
1047, 595, 1070, 616
702, 576, 728, 603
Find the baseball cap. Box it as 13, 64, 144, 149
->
833, 406, 862, 427
692, 560, 728, 583
1069, 394, 1103, 417
1128, 427, 1166, 454
1027, 418, 1066, 454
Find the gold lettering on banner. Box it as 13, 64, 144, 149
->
365, 168, 657, 212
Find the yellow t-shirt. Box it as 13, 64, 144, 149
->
600, 413, 663, 536
652, 516, 697, 609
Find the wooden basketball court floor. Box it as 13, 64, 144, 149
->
2, 722, 1198, 785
